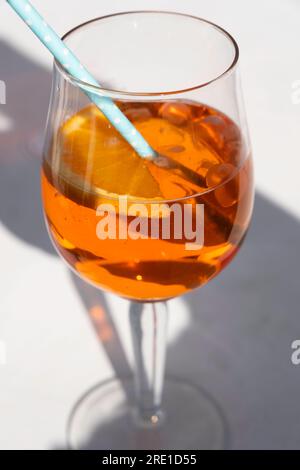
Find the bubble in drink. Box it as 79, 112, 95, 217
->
106, 135, 126, 150
158, 102, 192, 126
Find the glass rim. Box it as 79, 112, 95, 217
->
55, 10, 240, 98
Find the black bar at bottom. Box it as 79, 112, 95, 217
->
0, 450, 299, 466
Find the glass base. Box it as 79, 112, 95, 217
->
67, 377, 227, 450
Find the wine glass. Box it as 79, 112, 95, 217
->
41, 11, 254, 449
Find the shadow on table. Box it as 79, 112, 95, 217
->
52, 193, 300, 450
0, 40, 54, 253
1, 41, 300, 450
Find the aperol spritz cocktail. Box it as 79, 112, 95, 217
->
42, 100, 253, 300
41, 12, 254, 449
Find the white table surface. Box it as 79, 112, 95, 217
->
0, 0, 300, 450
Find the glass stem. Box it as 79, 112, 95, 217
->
129, 301, 168, 427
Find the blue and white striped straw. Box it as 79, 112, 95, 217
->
6, 0, 156, 159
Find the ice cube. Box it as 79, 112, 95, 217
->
192, 114, 241, 162
124, 107, 152, 122
206, 163, 233, 187
206, 163, 238, 207
158, 102, 192, 126
195, 105, 210, 119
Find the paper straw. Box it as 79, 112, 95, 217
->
6, 0, 156, 159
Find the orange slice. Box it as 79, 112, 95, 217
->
59, 105, 162, 200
